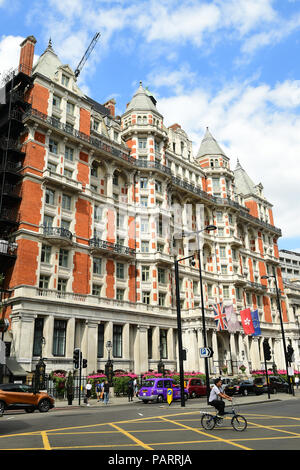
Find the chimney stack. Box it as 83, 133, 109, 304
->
104, 98, 116, 118
19, 35, 37, 76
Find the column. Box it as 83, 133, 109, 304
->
43, 315, 54, 359
152, 326, 160, 361
66, 317, 75, 359
123, 323, 130, 364
134, 325, 148, 374
11, 313, 35, 367
81, 320, 98, 374
104, 321, 113, 360
249, 337, 261, 370
229, 333, 237, 375
167, 328, 174, 365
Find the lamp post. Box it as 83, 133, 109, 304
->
174, 224, 217, 407
261, 267, 292, 394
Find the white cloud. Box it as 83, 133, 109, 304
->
0, 35, 24, 79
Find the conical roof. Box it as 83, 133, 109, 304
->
125, 81, 161, 115
32, 38, 63, 79
197, 127, 227, 159
234, 159, 256, 196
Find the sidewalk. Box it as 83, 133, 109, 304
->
52, 388, 300, 410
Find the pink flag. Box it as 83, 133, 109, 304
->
225, 305, 240, 333
240, 308, 255, 335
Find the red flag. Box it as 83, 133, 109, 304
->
240, 308, 255, 335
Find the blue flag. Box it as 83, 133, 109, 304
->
251, 310, 261, 336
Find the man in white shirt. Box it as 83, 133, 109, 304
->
209, 378, 232, 417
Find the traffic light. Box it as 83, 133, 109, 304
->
82, 359, 87, 368
73, 348, 80, 369
286, 344, 294, 363
263, 339, 271, 361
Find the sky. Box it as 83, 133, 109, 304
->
0, 0, 299, 251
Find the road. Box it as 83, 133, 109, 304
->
0, 397, 300, 457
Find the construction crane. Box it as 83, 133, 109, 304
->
74, 32, 101, 79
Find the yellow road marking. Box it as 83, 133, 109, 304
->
41, 431, 51, 450
247, 420, 300, 438
109, 423, 153, 450
159, 416, 253, 451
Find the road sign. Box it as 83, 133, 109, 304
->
199, 347, 213, 358
167, 388, 173, 406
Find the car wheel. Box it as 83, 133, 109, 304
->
242, 390, 248, 396
0, 401, 5, 417
184, 393, 188, 401
38, 399, 51, 413
25, 407, 35, 413
191, 392, 197, 399
272, 388, 277, 395
157, 395, 164, 403
142, 400, 148, 404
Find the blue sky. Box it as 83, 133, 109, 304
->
0, 0, 300, 251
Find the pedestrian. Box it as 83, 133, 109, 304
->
100, 380, 104, 401
95, 381, 102, 402
103, 380, 110, 404
85, 380, 92, 406
127, 378, 134, 402
295, 375, 299, 390
133, 378, 138, 397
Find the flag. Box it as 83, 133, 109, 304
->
225, 304, 240, 333
213, 302, 228, 331
240, 308, 255, 335
251, 310, 261, 336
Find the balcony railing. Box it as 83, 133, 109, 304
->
137, 160, 172, 176
89, 237, 135, 257
42, 226, 73, 242
0, 239, 17, 256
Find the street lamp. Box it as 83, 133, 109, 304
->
261, 267, 292, 394
174, 224, 217, 407
105, 341, 114, 386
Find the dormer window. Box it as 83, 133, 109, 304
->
53, 95, 61, 109
93, 120, 100, 132
62, 74, 69, 87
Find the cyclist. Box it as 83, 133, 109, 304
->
209, 377, 232, 418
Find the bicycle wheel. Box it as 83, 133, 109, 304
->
201, 413, 216, 430
231, 414, 247, 432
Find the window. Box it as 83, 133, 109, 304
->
92, 284, 101, 296
117, 213, 125, 228
116, 288, 125, 301
65, 122, 74, 133
158, 292, 166, 307
141, 196, 148, 207
113, 325, 122, 357
62, 194, 71, 210
62, 74, 69, 87
139, 139, 147, 149
212, 178, 220, 194
216, 211, 223, 222
223, 286, 229, 298
140, 177, 148, 189
141, 241, 149, 253
97, 324, 104, 357
45, 188, 55, 205
94, 205, 102, 222
63, 168, 72, 179
65, 146, 74, 161
93, 257, 102, 275
53, 319, 66, 356
141, 266, 150, 282
157, 243, 164, 253
113, 173, 119, 185
39, 275, 49, 289
66, 102, 74, 115
43, 215, 53, 227
52, 95, 61, 108
49, 138, 58, 154
57, 278, 67, 292
141, 219, 149, 233
155, 180, 162, 193
116, 262, 125, 279
218, 227, 224, 236
221, 265, 227, 274
33, 318, 44, 356
41, 245, 51, 263
158, 267, 166, 284
93, 120, 100, 131
160, 329, 168, 359
61, 219, 70, 230
142, 291, 150, 305
47, 162, 57, 173
91, 162, 98, 177
207, 284, 212, 297
59, 249, 69, 268
220, 246, 226, 258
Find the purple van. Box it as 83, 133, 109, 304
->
138, 378, 188, 403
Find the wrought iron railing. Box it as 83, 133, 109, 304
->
89, 237, 135, 256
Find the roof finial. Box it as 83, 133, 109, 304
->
46, 37, 54, 52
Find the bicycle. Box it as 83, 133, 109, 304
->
200, 399, 247, 432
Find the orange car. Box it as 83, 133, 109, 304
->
0, 383, 55, 415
